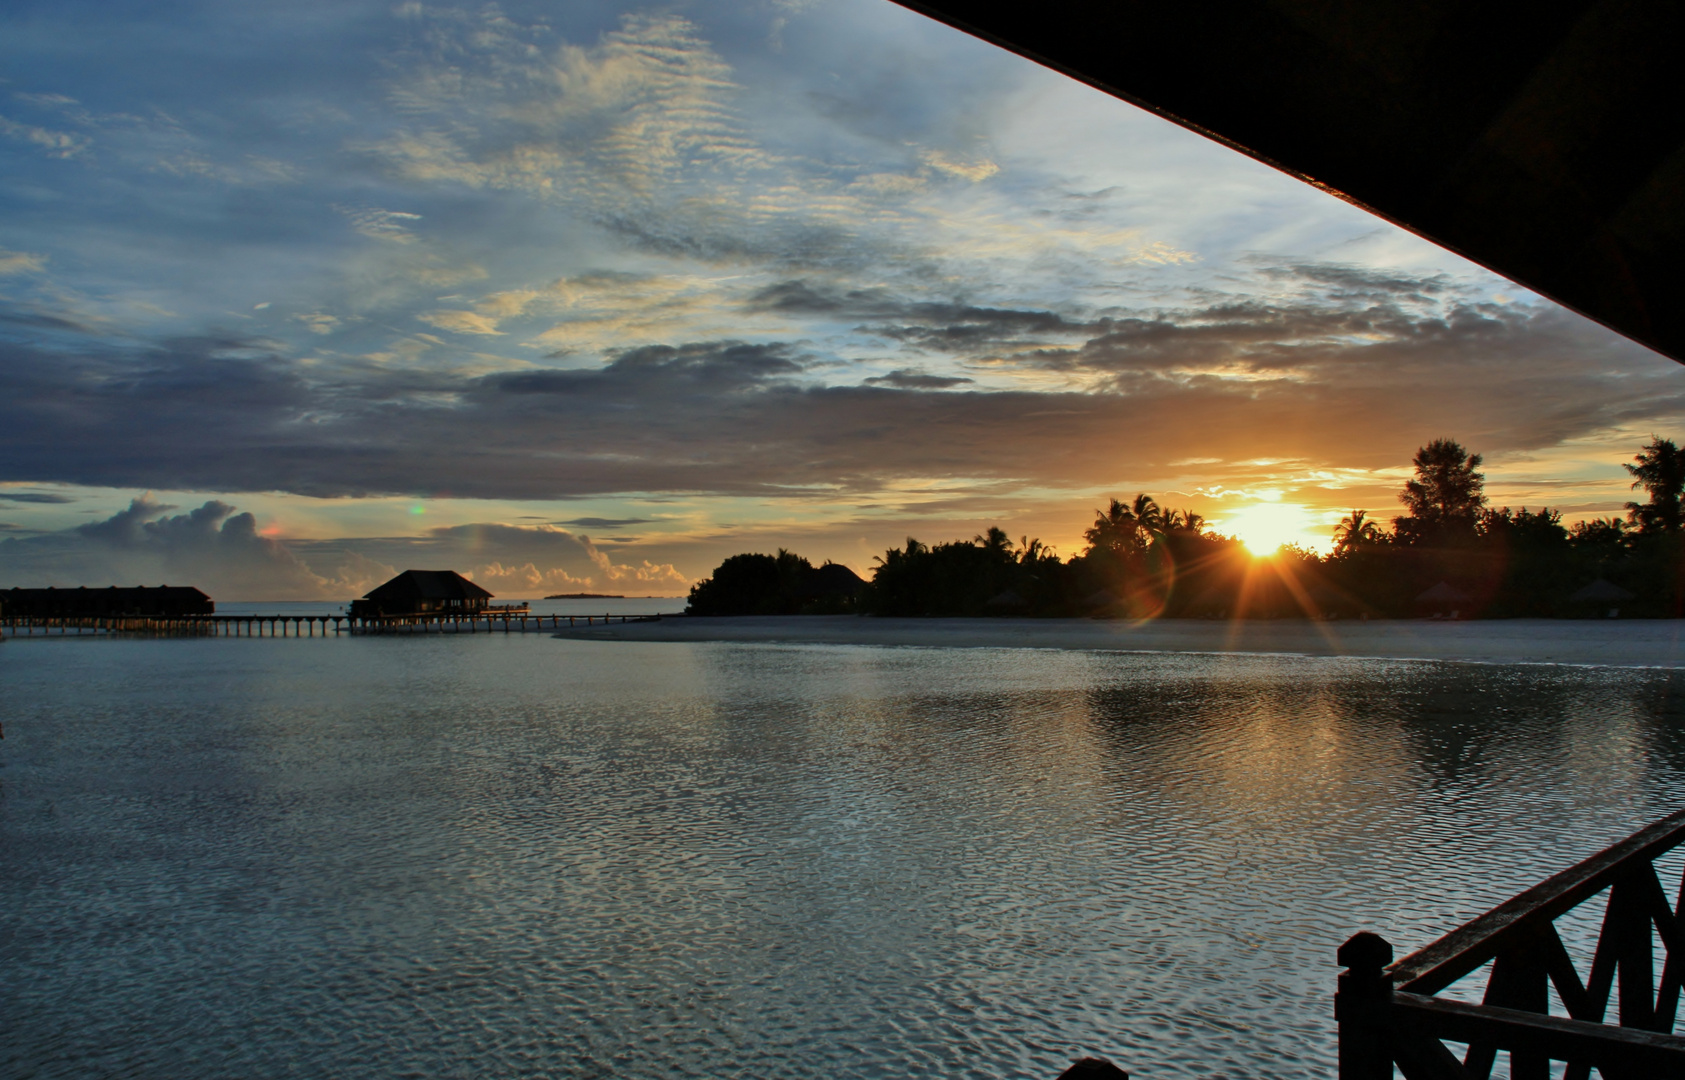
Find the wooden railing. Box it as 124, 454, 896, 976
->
1338, 808, 1685, 1079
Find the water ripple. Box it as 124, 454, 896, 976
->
2, 638, 1683, 1078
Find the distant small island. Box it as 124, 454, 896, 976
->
544, 592, 626, 599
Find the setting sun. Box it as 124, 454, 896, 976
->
1222, 503, 1324, 556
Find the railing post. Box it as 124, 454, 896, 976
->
1336, 931, 1394, 1080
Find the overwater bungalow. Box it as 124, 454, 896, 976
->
2, 585, 213, 618
349, 570, 494, 619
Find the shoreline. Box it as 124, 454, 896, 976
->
552, 615, 1685, 668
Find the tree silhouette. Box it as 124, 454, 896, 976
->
687, 549, 863, 614
697, 437, 1685, 621
1083, 498, 1144, 557
1395, 438, 1486, 544
1624, 436, 1685, 534
976, 526, 1014, 559
1164, 508, 1207, 533
686, 552, 792, 615
1569, 517, 1627, 551
1131, 494, 1163, 532
1333, 509, 1384, 552
1017, 536, 1056, 563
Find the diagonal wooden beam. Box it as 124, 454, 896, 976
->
1538, 923, 1596, 1021
1392, 992, 1685, 1076
1389, 809, 1685, 995
1391, 1026, 1478, 1080
1659, 864, 1685, 1031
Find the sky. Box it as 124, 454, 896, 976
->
2, 0, 1683, 599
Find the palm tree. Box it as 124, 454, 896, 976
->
873, 537, 927, 568
1131, 494, 1163, 532
1084, 498, 1141, 556
975, 526, 1014, 559
1018, 536, 1055, 563
1333, 509, 1383, 551
1166, 508, 1205, 533
1625, 436, 1685, 534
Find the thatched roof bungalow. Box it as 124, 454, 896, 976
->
350, 570, 492, 619
2, 585, 212, 618
1415, 580, 1473, 617
1568, 578, 1635, 618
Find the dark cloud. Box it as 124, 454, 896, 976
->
0, 270, 1679, 504
747, 279, 1092, 353
864, 370, 973, 389
1263, 261, 1452, 304
556, 517, 654, 528
1008, 272, 1578, 384
0, 302, 95, 335
0, 491, 74, 503
747, 280, 881, 314
491, 341, 806, 397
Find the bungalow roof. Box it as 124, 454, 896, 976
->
363, 569, 493, 603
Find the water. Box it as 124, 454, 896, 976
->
3, 634, 1683, 1078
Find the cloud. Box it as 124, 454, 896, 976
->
577, 532, 690, 590
921, 149, 999, 182
0, 491, 73, 504
0, 496, 688, 599
556, 517, 654, 528
295, 313, 340, 335
0, 301, 94, 334
373, 13, 757, 208
864, 369, 973, 389
294, 520, 689, 595
154, 153, 298, 185
361, 8, 1022, 276
418, 309, 502, 335
0, 495, 331, 598
0, 268, 1678, 509
0, 114, 89, 158
317, 549, 398, 598
0, 248, 46, 275
338, 205, 423, 243
467, 560, 593, 593
745, 279, 1094, 354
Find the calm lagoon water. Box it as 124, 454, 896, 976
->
3, 633, 1684, 1079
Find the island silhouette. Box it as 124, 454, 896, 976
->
688, 437, 1681, 621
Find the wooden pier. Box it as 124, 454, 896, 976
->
0, 612, 668, 638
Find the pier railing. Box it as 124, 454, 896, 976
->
1, 612, 669, 637
1338, 808, 1685, 1079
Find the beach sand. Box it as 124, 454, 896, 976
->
554, 615, 1685, 667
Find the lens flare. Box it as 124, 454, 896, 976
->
1225, 503, 1316, 556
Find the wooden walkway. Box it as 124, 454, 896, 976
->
0, 613, 667, 638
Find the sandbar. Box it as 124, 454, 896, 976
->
554, 615, 1685, 668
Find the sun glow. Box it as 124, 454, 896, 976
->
1223, 502, 1323, 556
